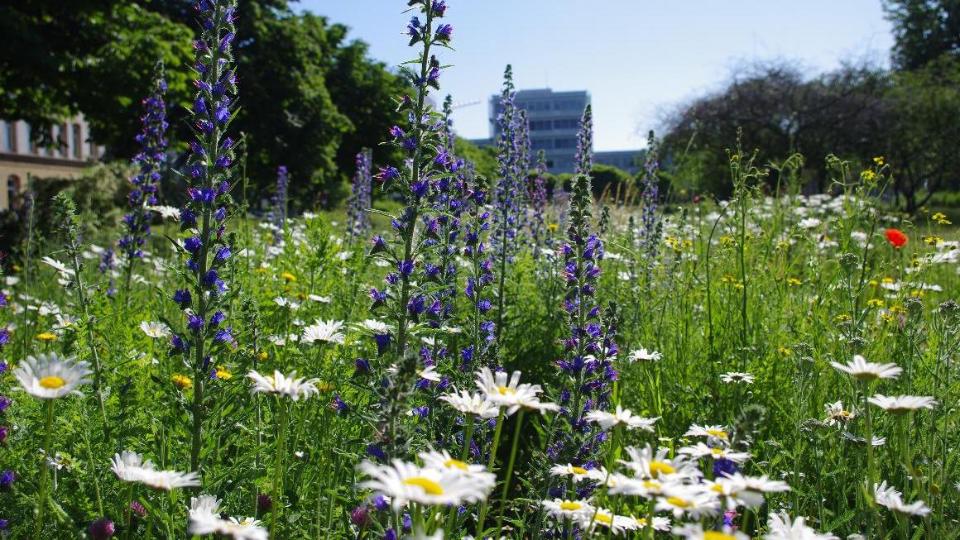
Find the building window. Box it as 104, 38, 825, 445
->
554, 138, 577, 149
72, 124, 83, 159
6, 175, 21, 210
553, 118, 579, 130
530, 120, 552, 131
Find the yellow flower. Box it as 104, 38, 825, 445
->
777, 346, 792, 357
316, 381, 335, 393
36, 332, 57, 342
215, 367, 233, 380
932, 212, 952, 225
881, 277, 894, 285
257, 351, 269, 362
547, 222, 559, 232
281, 272, 297, 282
786, 277, 802, 286
834, 313, 852, 323
924, 236, 943, 246
172, 374, 193, 390
860, 170, 877, 182
867, 298, 885, 308
873, 156, 885, 166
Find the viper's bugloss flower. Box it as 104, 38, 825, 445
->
0, 470, 14, 490
348, 149, 373, 239
119, 64, 168, 263
270, 165, 289, 245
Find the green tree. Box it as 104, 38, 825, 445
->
884, 0, 960, 71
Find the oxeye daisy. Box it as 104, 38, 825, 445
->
678, 442, 751, 463
720, 372, 755, 384
655, 485, 721, 518
301, 319, 345, 344
357, 459, 492, 510
417, 449, 495, 488
579, 507, 639, 535
139, 321, 171, 339
712, 473, 790, 508
867, 394, 937, 413
14, 353, 92, 400
247, 370, 320, 401
874, 481, 931, 516
764, 510, 839, 539
673, 523, 748, 540
438, 389, 499, 418
540, 498, 595, 520
549, 463, 604, 483
474, 367, 558, 415
585, 405, 658, 431
417, 365, 441, 383
110, 451, 200, 491
627, 347, 662, 362
830, 355, 902, 381
685, 424, 730, 441
620, 444, 701, 481
823, 400, 855, 426
627, 515, 672, 532
188, 495, 268, 540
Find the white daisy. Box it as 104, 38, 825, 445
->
474, 367, 558, 415
764, 510, 838, 539
655, 485, 721, 518
147, 205, 181, 220
308, 294, 332, 304
301, 319, 345, 344
41, 256, 75, 277
139, 321, 171, 339
355, 319, 391, 334
720, 372, 755, 384
579, 507, 639, 535
684, 424, 730, 441
247, 370, 320, 401
357, 459, 493, 510
867, 394, 937, 413
874, 481, 931, 516
585, 405, 658, 431
673, 523, 748, 540
627, 348, 662, 362
549, 464, 604, 483
273, 296, 300, 310
678, 442, 751, 463
188, 495, 268, 540
14, 353, 92, 399
438, 390, 499, 419
540, 499, 595, 521
830, 355, 902, 381
111, 451, 200, 491
619, 445, 701, 481
824, 401, 855, 426
712, 473, 790, 508
418, 450, 495, 489
418, 365, 442, 383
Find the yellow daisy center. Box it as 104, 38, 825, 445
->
711, 483, 725, 493
571, 466, 588, 475
666, 496, 691, 508
559, 501, 582, 511
39, 375, 66, 389
706, 428, 728, 439
497, 386, 516, 396
443, 459, 469, 471
642, 480, 662, 490
594, 512, 613, 525
404, 476, 444, 495
649, 461, 675, 477
704, 532, 737, 540
711, 447, 724, 456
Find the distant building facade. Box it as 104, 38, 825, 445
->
0, 115, 104, 211
470, 88, 643, 175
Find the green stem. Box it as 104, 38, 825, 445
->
496, 410, 525, 531
476, 409, 506, 534
271, 400, 289, 538
34, 400, 55, 539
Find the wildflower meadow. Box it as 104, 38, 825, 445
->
2, 1, 960, 539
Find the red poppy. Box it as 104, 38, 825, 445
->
885, 228, 908, 249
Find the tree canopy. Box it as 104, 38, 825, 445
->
0, 0, 408, 206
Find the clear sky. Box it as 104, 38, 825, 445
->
298, 1, 894, 151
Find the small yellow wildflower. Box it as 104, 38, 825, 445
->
834, 313, 852, 323
317, 381, 335, 392
867, 298, 885, 308
547, 222, 559, 232
873, 156, 885, 166
215, 367, 233, 380
172, 374, 193, 389
860, 170, 877, 182
257, 351, 269, 361
932, 212, 952, 225
924, 236, 943, 246
281, 272, 297, 282
777, 346, 792, 357
36, 332, 57, 342
786, 277, 802, 286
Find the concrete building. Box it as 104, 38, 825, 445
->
470, 88, 643, 175
0, 115, 104, 211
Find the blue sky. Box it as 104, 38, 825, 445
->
298, 1, 894, 151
